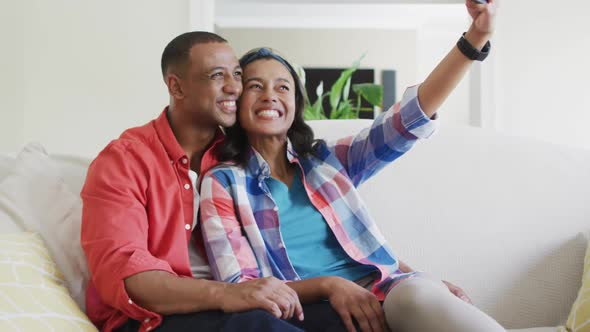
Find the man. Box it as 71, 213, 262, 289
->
81, 32, 344, 332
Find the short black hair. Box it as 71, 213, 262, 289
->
161, 31, 227, 78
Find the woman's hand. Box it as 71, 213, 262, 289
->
324, 277, 385, 332
443, 280, 473, 304
466, 0, 497, 36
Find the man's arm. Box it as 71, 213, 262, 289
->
81, 144, 301, 322
125, 271, 300, 318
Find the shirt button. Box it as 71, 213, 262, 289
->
144, 318, 151, 323
182, 158, 188, 164
128, 299, 133, 305
184, 184, 191, 190
185, 224, 191, 230
278, 243, 285, 249
146, 327, 152, 331
273, 206, 278, 212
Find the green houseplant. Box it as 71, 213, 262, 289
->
302, 57, 383, 120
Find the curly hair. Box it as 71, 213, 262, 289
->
216, 47, 323, 166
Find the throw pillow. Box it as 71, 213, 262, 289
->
0, 142, 89, 310
566, 232, 590, 332
0, 232, 97, 331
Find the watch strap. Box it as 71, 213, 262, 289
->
457, 32, 491, 61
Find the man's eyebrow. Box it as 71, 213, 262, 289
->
244, 77, 291, 83
207, 66, 225, 73
206, 65, 241, 74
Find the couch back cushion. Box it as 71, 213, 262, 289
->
566, 232, 590, 332
0, 154, 14, 182
0, 143, 90, 310
9, 120, 588, 329
308, 120, 590, 329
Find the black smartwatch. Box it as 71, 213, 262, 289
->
456, 32, 491, 61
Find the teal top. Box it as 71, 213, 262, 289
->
265, 171, 375, 281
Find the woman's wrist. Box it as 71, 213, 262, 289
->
319, 276, 343, 297
465, 25, 492, 50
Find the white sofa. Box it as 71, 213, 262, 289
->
1, 119, 589, 331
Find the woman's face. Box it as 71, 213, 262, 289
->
238, 58, 296, 140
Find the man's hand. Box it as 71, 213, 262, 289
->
442, 280, 473, 304
325, 277, 385, 332
221, 276, 304, 321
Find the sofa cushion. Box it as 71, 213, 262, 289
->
0, 142, 89, 310
0, 232, 97, 331
566, 232, 590, 332
0, 209, 23, 233
308, 120, 590, 328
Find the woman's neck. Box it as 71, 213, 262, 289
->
250, 135, 295, 187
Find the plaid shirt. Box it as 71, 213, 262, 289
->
200, 85, 438, 300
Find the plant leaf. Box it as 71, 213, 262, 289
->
329, 54, 365, 114
295, 65, 306, 86
342, 77, 351, 102
329, 67, 357, 113
352, 83, 383, 107
332, 99, 353, 119
305, 92, 328, 120
304, 100, 320, 120
315, 81, 324, 101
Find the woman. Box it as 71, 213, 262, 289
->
200, 1, 504, 331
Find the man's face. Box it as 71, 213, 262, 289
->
177, 42, 242, 128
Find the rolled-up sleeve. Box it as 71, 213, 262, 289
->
327, 84, 439, 187
81, 142, 175, 322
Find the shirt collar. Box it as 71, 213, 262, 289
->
154, 106, 225, 169
246, 138, 300, 182
200, 133, 225, 176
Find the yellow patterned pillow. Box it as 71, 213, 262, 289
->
0, 232, 97, 331
566, 234, 590, 332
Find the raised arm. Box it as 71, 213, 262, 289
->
322, 0, 496, 186
418, 0, 496, 118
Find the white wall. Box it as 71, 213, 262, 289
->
4, 1, 588, 155
1, 0, 190, 157
0, 1, 25, 153
218, 24, 477, 125
494, 0, 590, 150
217, 28, 418, 113
416, 15, 472, 126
